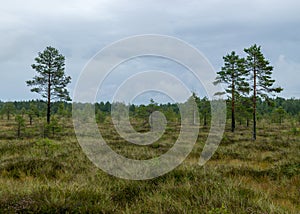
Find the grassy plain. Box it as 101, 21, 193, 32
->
0, 117, 299, 213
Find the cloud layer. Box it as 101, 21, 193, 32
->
0, 0, 299, 101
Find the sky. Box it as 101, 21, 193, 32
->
0, 0, 300, 103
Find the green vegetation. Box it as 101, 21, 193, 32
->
214, 51, 248, 133
0, 45, 299, 213
26, 46, 71, 124
215, 44, 283, 139
244, 45, 283, 140
0, 98, 300, 213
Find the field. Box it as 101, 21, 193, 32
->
0, 116, 300, 213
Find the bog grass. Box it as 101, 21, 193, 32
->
0, 117, 299, 213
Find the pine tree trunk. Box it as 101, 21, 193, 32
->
231, 72, 235, 132
232, 104, 235, 132
47, 97, 51, 124
47, 68, 51, 124
253, 68, 257, 140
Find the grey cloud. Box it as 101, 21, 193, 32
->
0, 0, 299, 101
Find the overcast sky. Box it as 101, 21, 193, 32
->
1, 0, 299, 102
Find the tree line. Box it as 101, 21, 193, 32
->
2, 97, 299, 120
1, 97, 300, 138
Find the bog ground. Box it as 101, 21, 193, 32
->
0, 116, 299, 213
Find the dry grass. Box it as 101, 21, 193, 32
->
0, 117, 299, 213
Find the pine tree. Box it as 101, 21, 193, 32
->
215, 51, 249, 132
3, 102, 15, 121
28, 102, 38, 125
26, 47, 71, 124
244, 44, 283, 140
15, 114, 25, 138
199, 97, 210, 127
236, 94, 252, 127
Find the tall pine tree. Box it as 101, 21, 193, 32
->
26, 46, 71, 124
244, 44, 283, 140
215, 51, 249, 132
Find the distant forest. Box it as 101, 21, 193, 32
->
1, 96, 300, 125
